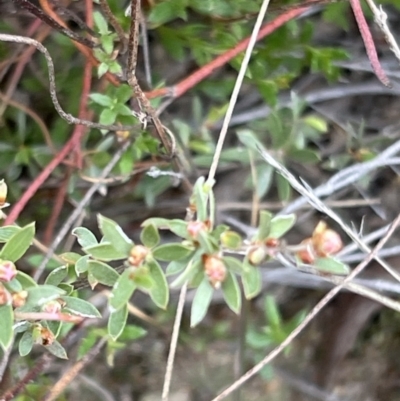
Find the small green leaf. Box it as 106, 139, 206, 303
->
220, 231, 242, 249
0, 304, 13, 350
83, 242, 128, 261
61, 296, 101, 318
0, 222, 35, 262
0, 226, 20, 242
166, 259, 187, 276
140, 224, 160, 248
119, 324, 147, 341
72, 227, 98, 248
265, 296, 281, 328
24, 285, 65, 307
223, 256, 247, 274
152, 243, 194, 262
45, 340, 68, 359
45, 266, 68, 286
276, 174, 291, 202
221, 272, 241, 314
147, 260, 169, 309
269, 214, 296, 239
192, 177, 208, 222
75, 255, 91, 274
314, 257, 350, 275
190, 277, 213, 327
97, 214, 132, 255
109, 269, 136, 311
94, 10, 109, 34
19, 329, 33, 356
108, 304, 128, 341
197, 230, 218, 254
88, 260, 120, 287
89, 93, 113, 107
170, 254, 202, 288
256, 211, 272, 241
16, 271, 37, 289
242, 265, 262, 299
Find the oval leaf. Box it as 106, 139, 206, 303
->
147, 260, 169, 309
242, 265, 262, 300
190, 277, 213, 327
88, 260, 120, 287
0, 304, 13, 350
140, 224, 160, 248
83, 242, 128, 261
0, 222, 35, 262
97, 214, 132, 255
72, 227, 98, 248
269, 214, 296, 239
152, 243, 194, 262
45, 340, 68, 359
314, 257, 350, 275
45, 266, 68, 286
19, 329, 33, 356
221, 272, 241, 314
24, 285, 66, 308
109, 269, 136, 311
16, 271, 37, 289
61, 296, 101, 318
108, 304, 128, 341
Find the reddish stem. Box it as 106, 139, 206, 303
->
349, 0, 390, 86
146, 4, 311, 99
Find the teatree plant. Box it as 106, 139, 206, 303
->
0, 175, 348, 359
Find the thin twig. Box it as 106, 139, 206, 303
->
42, 338, 107, 401
211, 214, 400, 400
207, 0, 272, 184
161, 282, 188, 401
0, 34, 138, 131
99, 0, 128, 53
262, 149, 400, 283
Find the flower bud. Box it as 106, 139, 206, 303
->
0, 284, 12, 305
12, 290, 28, 308
128, 245, 149, 267
40, 327, 55, 346
42, 299, 63, 314
0, 260, 17, 282
312, 222, 343, 257
203, 254, 227, 289
247, 245, 267, 266
187, 220, 208, 240
0, 180, 8, 208
297, 238, 316, 264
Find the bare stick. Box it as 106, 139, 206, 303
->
207, 0, 272, 184
161, 282, 188, 401
0, 34, 139, 132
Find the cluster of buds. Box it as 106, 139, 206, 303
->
297, 221, 343, 264
203, 254, 227, 289
128, 245, 149, 267
0, 260, 17, 283
42, 299, 64, 315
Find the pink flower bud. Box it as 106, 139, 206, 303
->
203, 254, 227, 289
42, 299, 63, 314
297, 238, 316, 264
0, 260, 17, 282
312, 222, 343, 257
187, 221, 209, 240
0, 284, 12, 306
